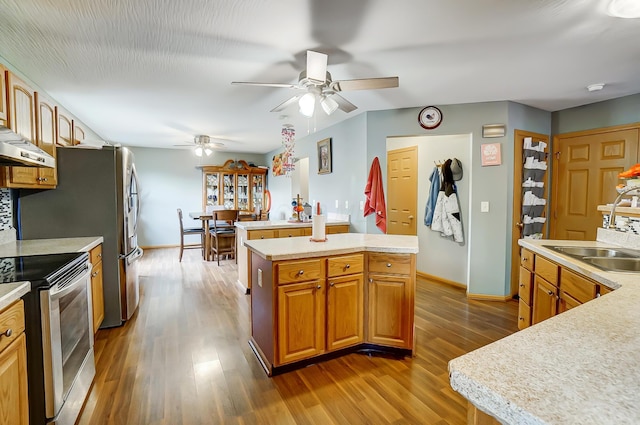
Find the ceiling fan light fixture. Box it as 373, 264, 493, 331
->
299, 92, 316, 117
608, 0, 640, 17
320, 95, 339, 115
204, 147, 213, 156
194, 146, 203, 157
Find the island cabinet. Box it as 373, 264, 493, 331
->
518, 248, 610, 329
89, 244, 104, 334
250, 250, 412, 375
0, 300, 29, 425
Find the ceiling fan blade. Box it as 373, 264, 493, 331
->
306, 50, 328, 84
232, 81, 297, 89
331, 76, 399, 92
271, 95, 301, 113
330, 93, 357, 113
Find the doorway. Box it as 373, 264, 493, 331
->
291, 157, 309, 205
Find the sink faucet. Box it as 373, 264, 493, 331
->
608, 185, 639, 229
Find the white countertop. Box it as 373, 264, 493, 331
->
0, 282, 30, 312
244, 232, 418, 261
449, 236, 640, 425
0, 236, 103, 257
235, 219, 350, 231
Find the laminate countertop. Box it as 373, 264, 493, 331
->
0, 282, 30, 312
449, 234, 640, 425
244, 232, 418, 261
235, 219, 350, 231
0, 237, 103, 257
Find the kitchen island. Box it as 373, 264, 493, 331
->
245, 232, 418, 376
449, 230, 640, 425
235, 219, 350, 293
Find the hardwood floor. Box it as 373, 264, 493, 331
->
77, 248, 518, 425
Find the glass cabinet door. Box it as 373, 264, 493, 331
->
205, 173, 220, 206
223, 173, 235, 209
252, 175, 264, 213
237, 174, 249, 211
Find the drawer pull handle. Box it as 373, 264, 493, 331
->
330, 282, 335, 287
386, 263, 392, 268
2, 329, 12, 338
261, 236, 265, 239
98, 253, 102, 258
298, 270, 304, 275
345, 264, 350, 269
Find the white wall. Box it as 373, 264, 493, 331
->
130, 147, 266, 247
387, 135, 471, 286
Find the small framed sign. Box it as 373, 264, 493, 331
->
481, 143, 502, 166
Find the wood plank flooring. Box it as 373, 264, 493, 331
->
77, 248, 518, 425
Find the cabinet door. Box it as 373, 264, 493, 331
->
327, 274, 364, 351
0, 67, 7, 126
277, 228, 305, 238
237, 173, 249, 211
204, 172, 220, 207
532, 276, 558, 325
558, 290, 581, 314
6, 72, 37, 185
91, 261, 104, 333
247, 229, 276, 240
57, 108, 73, 146
251, 174, 264, 213
0, 333, 29, 425
222, 173, 235, 209
518, 266, 533, 305
367, 274, 413, 348
517, 299, 531, 330
277, 280, 325, 365
35, 93, 57, 186
73, 121, 85, 145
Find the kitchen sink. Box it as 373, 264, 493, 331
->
586, 257, 640, 272
543, 245, 640, 272
546, 246, 637, 258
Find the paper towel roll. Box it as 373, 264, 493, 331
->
312, 214, 326, 241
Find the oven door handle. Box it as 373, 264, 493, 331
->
49, 264, 92, 301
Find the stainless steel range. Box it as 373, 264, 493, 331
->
1, 252, 94, 424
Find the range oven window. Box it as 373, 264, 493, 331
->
59, 280, 92, 397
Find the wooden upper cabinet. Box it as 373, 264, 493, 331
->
0, 66, 7, 126
6, 72, 36, 143
73, 121, 85, 145
34, 93, 57, 186
57, 107, 73, 146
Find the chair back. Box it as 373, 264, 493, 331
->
213, 209, 239, 227
177, 208, 185, 232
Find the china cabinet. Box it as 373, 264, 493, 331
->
200, 160, 267, 213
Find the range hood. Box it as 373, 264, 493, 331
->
0, 125, 55, 168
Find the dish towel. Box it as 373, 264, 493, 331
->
364, 157, 387, 233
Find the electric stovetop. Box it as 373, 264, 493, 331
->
0, 252, 88, 288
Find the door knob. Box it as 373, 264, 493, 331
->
516, 222, 524, 229
408, 215, 414, 219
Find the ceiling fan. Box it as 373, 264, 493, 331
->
174, 135, 225, 157
232, 50, 399, 117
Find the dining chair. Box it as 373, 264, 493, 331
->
210, 209, 239, 265
177, 208, 205, 262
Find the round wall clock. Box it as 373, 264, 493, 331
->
418, 106, 443, 130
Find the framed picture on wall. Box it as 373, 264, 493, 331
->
317, 138, 332, 174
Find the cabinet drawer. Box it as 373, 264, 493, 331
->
518, 266, 533, 305
535, 255, 558, 286
368, 253, 411, 276
599, 284, 614, 296
0, 300, 25, 353
277, 259, 325, 284
89, 244, 103, 266
327, 225, 349, 234
521, 249, 534, 271
277, 228, 305, 238
560, 268, 597, 304
328, 253, 364, 277
517, 300, 531, 330
248, 229, 276, 240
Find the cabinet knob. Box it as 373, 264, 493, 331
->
519, 283, 525, 287
547, 290, 554, 296
369, 278, 373, 283
518, 317, 524, 321
2, 329, 12, 338
345, 264, 350, 269
298, 270, 304, 275
316, 285, 322, 290
98, 253, 102, 258
386, 263, 392, 268
330, 282, 335, 287
92, 271, 99, 277
261, 236, 265, 239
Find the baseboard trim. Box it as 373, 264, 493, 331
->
140, 244, 180, 250
416, 271, 467, 290
467, 293, 513, 302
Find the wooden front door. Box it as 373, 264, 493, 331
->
386, 146, 417, 235
510, 130, 549, 297
551, 127, 639, 240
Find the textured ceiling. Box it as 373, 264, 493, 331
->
0, 0, 639, 153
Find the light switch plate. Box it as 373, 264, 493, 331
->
360, 200, 364, 210
345, 200, 349, 209
481, 201, 490, 213
335, 199, 339, 209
